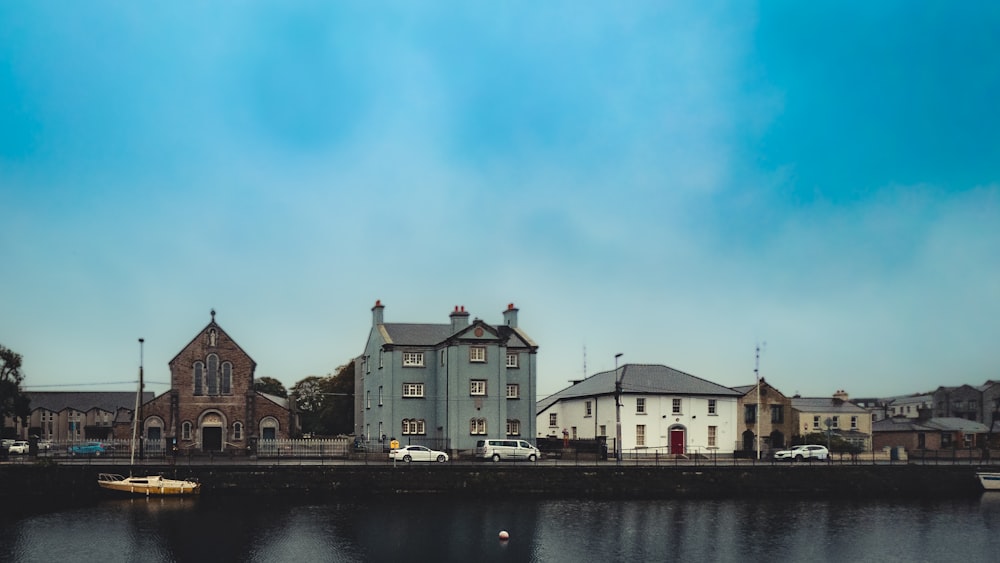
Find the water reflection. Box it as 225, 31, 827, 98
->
3, 495, 1000, 562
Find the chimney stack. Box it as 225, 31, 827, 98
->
502, 303, 519, 328
450, 305, 470, 333
372, 300, 384, 326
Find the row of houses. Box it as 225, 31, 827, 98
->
5, 302, 996, 457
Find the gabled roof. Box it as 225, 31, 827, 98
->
381, 323, 456, 347
873, 416, 989, 433
380, 321, 537, 350
169, 314, 256, 368
791, 397, 869, 414
25, 391, 154, 413
538, 364, 740, 414
258, 391, 289, 409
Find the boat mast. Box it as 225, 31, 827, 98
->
131, 338, 144, 469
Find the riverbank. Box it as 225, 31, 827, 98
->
1, 462, 994, 506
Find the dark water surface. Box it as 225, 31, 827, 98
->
4, 495, 1000, 562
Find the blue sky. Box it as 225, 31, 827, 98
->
2, 2, 998, 401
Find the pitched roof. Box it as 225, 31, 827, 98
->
25, 391, 154, 413
538, 364, 740, 413
382, 323, 457, 346
791, 397, 869, 414
873, 416, 989, 433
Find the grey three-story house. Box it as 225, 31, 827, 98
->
355, 300, 538, 454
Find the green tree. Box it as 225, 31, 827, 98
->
0, 344, 31, 428
254, 376, 288, 398
291, 360, 354, 436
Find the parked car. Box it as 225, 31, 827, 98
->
8, 441, 30, 455
37, 439, 53, 452
774, 444, 829, 461
475, 439, 541, 462
388, 445, 449, 463
69, 442, 107, 456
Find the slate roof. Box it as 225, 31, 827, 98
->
537, 364, 740, 414
873, 416, 989, 433
381, 322, 536, 349
791, 397, 869, 414
25, 391, 154, 413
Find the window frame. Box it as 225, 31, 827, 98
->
506, 353, 518, 368
469, 346, 486, 363
470, 379, 487, 396
708, 399, 717, 415
506, 383, 519, 399
672, 398, 682, 414
470, 418, 488, 435
506, 419, 521, 436
636, 397, 646, 414
402, 383, 425, 398
402, 352, 425, 367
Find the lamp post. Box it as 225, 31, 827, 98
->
614, 353, 623, 463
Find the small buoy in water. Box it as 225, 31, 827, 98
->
499, 530, 510, 541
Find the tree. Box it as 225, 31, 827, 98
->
254, 376, 288, 398
290, 360, 355, 436
0, 344, 31, 427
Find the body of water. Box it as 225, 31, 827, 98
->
3, 495, 1000, 562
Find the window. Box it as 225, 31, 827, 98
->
440, 350, 445, 366
207, 354, 219, 395
969, 400, 977, 411
708, 399, 717, 415
506, 353, 518, 368
233, 422, 243, 441
549, 413, 558, 427
366, 390, 371, 409
636, 424, 646, 447
402, 419, 426, 435
599, 425, 606, 436
506, 419, 521, 436
364, 355, 370, 374
771, 405, 784, 423
851, 416, 858, 430
403, 383, 425, 398
403, 352, 424, 367
221, 362, 232, 394
672, 399, 682, 414
470, 346, 486, 363
193, 362, 204, 396
571, 426, 578, 440
585, 401, 592, 417
182, 421, 192, 440
506, 384, 519, 399
379, 349, 384, 369
470, 418, 487, 435
744, 405, 757, 423
470, 380, 487, 396
812, 415, 820, 430
378, 386, 383, 406
831, 416, 840, 429
708, 426, 717, 448
636, 397, 646, 414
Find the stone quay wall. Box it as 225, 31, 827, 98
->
2, 463, 994, 507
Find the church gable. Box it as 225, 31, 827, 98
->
169, 310, 256, 399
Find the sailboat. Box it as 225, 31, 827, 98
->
98, 338, 201, 496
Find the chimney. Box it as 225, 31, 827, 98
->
450, 305, 469, 333
833, 389, 849, 403
372, 300, 384, 326
502, 303, 519, 328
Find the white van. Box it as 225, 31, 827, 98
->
475, 439, 541, 462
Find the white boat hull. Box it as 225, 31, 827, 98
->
976, 472, 1000, 491
98, 473, 201, 496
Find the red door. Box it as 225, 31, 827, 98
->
670, 429, 685, 454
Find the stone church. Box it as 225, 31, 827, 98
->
142, 311, 297, 453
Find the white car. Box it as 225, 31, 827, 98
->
774, 444, 829, 461
8, 441, 30, 455
389, 445, 449, 463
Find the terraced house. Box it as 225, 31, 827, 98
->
355, 301, 538, 454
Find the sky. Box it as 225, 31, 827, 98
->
2, 2, 998, 401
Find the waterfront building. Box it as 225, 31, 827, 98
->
872, 409, 988, 451
355, 301, 538, 454
732, 378, 795, 455
142, 310, 297, 453
536, 364, 742, 456
790, 390, 872, 451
